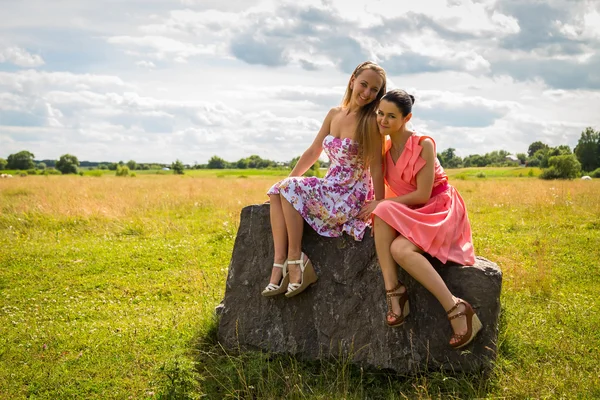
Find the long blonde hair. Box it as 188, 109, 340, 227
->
341, 61, 387, 165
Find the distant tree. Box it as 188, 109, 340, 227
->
463, 154, 487, 167
289, 156, 321, 176
98, 163, 108, 170
529, 148, 550, 168
108, 163, 118, 171
526, 157, 541, 167
289, 156, 300, 170
56, 154, 80, 174
40, 159, 56, 168
553, 145, 572, 155
439, 148, 462, 168
172, 159, 185, 174
306, 159, 321, 177
116, 165, 130, 177
574, 127, 600, 172
486, 150, 510, 166
200, 154, 277, 169
127, 160, 137, 170
259, 158, 273, 168
7, 150, 35, 170
207, 156, 226, 169
36, 162, 47, 170
245, 155, 261, 169
441, 147, 455, 160
516, 153, 527, 164
540, 154, 581, 180
528, 141, 549, 158
236, 158, 248, 169
436, 152, 443, 164
461, 155, 473, 167
535, 145, 571, 168
0, 158, 7, 170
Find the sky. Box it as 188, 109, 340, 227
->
1, 0, 599, 164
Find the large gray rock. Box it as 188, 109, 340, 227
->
217, 204, 502, 374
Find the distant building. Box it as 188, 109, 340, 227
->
505, 155, 520, 165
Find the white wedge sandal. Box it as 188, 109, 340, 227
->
261, 261, 289, 297
285, 253, 318, 298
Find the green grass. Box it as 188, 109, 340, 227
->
79, 168, 292, 178
446, 167, 542, 179
12, 166, 541, 179
0, 174, 599, 398
192, 169, 291, 178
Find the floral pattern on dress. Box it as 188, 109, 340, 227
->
267, 135, 373, 241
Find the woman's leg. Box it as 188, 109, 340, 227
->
390, 236, 467, 344
373, 216, 406, 321
280, 195, 305, 284
268, 194, 288, 285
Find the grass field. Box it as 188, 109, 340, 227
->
5, 166, 543, 180
1, 169, 599, 399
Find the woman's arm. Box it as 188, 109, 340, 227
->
370, 155, 385, 200
358, 138, 436, 219
356, 121, 385, 220
289, 107, 338, 177
369, 119, 385, 200
385, 138, 436, 206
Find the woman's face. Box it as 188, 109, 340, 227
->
377, 99, 408, 135
350, 69, 383, 107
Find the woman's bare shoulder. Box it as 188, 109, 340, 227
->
328, 106, 343, 116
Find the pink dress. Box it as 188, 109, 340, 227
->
267, 135, 373, 240
372, 134, 475, 265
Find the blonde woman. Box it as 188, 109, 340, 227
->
262, 61, 387, 298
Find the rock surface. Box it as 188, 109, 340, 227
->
217, 204, 502, 374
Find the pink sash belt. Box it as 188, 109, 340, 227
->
430, 182, 449, 198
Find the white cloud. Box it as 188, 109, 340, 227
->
369, 0, 519, 35
140, 9, 242, 36
107, 35, 216, 61
0, 70, 127, 93
0, 68, 325, 163
559, 8, 600, 41
417, 90, 519, 111
0, 47, 45, 67
1, 0, 599, 164
136, 60, 156, 69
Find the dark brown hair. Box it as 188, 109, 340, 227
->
381, 89, 415, 117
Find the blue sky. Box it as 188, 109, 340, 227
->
1, 0, 599, 164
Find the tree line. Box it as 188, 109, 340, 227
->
200, 155, 291, 170
436, 127, 600, 179
0, 152, 186, 176
201, 127, 600, 180
2, 127, 599, 180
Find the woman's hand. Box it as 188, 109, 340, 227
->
358, 199, 381, 220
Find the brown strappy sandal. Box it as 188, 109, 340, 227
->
385, 281, 410, 327
446, 298, 483, 349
